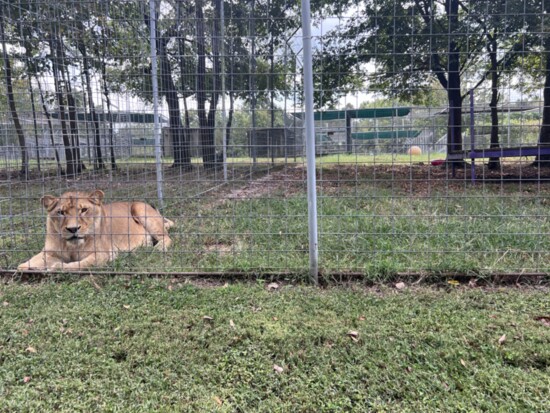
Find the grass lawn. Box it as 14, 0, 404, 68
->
0, 277, 548, 412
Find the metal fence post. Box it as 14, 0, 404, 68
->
149, 0, 164, 209
301, 0, 319, 285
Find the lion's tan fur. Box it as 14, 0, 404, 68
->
18, 190, 173, 271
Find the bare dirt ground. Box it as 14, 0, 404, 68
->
317, 162, 550, 196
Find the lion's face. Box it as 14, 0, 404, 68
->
42, 190, 104, 244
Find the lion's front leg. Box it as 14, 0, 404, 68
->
18, 251, 63, 271
53, 252, 112, 271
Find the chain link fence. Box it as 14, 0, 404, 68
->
1, 0, 549, 279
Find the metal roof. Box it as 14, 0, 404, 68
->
295, 107, 411, 121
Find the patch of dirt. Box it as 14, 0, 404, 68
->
225, 167, 306, 200
203, 243, 233, 255
316, 162, 550, 198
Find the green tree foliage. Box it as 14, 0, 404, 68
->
314, 0, 547, 164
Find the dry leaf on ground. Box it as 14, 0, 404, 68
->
534, 316, 550, 327
347, 330, 359, 342
267, 282, 280, 291
395, 282, 406, 290
273, 364, 284, 374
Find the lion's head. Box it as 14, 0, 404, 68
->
42, 190, 104, 244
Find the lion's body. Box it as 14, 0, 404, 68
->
18, 190, 173, 271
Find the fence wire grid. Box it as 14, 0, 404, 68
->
1, 0, 550, 279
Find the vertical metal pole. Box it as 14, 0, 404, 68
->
301, 0, 319, 285
221, 0, 227, 181
469, 89, 476, 183
149, 0, 164, 208
346, 113, 352, 154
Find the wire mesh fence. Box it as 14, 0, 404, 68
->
1, 0, 549, 279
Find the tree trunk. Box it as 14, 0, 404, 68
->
157, 34, 191, 169
195, 0, 212, 169
96, 29, 117, 170
488, 38, 500, 170
22, 41, 42, 173
178, 36, 192, 161
226, 91, 235, 155
36, 75, 63, 176
1, 15, 29, 179
205, 0, 223, 170
62, 60, 85, 173
80, 42, 105, 170
50, 34, 78, 177
445, 0, 463, 166
99, 58, 117, 170
535, 37, 550, 168
447, 89, 463, 154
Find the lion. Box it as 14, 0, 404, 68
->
17, 190, 174, 271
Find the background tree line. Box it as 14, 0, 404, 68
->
1, 0, 299, 178
2, 0, 550, 180
315, 0, 550, 168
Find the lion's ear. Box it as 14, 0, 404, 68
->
89, 190, 105, 205
41, 195, 58, 211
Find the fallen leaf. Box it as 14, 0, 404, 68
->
358, 315, 366, 321
203, 315, 214, 321
229, 319, 235, 329
26, 346, 37, 354
123, 305, 130, 310
460, 359, 467, 367
267, 282, 279, 291
498, 334, 507, 345
406, 366, 413, 373
395, 282, 406, 290
534, 316, 550, 327
23, 376, 31, 384
272, 316, 278, 321
447, 279, 460, 286
167, 284, 173, 291
273, 364, 284, 374
213, 396, 223, 406
347, 330, 359, 342
22, 329, 29, 336
2, 301, 8, 307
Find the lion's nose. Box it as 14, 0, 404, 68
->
66, 226, 81, 234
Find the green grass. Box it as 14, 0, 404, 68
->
0, 278, 548, 412
2, 162, 550, 277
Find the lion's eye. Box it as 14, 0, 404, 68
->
57, 210, 65, 216
81, 208, 88, 214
